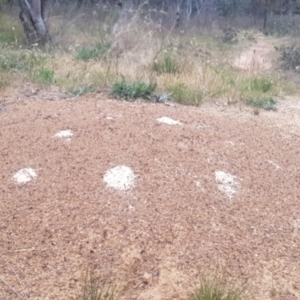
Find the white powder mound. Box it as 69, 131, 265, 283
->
13, 168, 37, 184
103, 165, 135, 191
53, 130, 73, 139
157, 117, 182, 125
215, 170, 238, 199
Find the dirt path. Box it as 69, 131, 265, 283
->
232, 34, 275, 73
0, 91, 300, 300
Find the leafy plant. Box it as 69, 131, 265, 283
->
111, 77, 156, 100
73, 267, 115, 300
191, 279, 244, 300
246, 97, 277, 111
167, 83, 203, 105
153, 50, 179, 74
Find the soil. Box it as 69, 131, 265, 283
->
0, 37, 300, 300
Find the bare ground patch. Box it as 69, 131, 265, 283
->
0, 93, 299, 299
232, 35, 276, 73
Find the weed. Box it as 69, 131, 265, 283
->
35, 67, 54, 83
111, 77, 156, 100
73, 267, 115, 300
246, 97, 277, 111
69, 84, 95, 96
167, 83, 203, 105
153, 50, 179, 74
191, 279, 244, 300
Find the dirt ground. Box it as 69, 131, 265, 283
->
0, 37, 300, 300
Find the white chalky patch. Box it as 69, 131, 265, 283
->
215, 170, 238, 199
53, 130, 73, 139
267, 160, 281, 170
293, 219, 300, 229
157, 117, 182, 125
103, 165, 135, 191
13, 168, 37, 184
106, 114, 122, 120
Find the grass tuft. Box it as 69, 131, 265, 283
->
167, 82, 203, 105
76, 41, 110, 61
35, 67, 54, 83
153, 50, 179, 74
191, 279, 244, 300
73, 267, 115, 300
111, 77, 156, 100
248, 77, 273, 93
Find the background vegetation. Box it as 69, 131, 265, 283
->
0, 0, 300, 106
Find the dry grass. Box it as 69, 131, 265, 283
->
0, 5, 299, 105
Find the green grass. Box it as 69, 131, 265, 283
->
0, 50, 45, 73
167, 82, 203, 105
111, 77, 156, 100
153, 50, 179, 74
247, 77, 273, 93
35, 67, 54, 83
191, 279, 244, 300
0, 14, 23, 45
76, 40, 110, 61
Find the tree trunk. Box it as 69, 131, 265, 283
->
18, 0, 49, 44
263, 0, 269, 30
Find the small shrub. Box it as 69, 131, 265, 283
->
222, 28, 238, 44
69, 84, 95, 96
246, 97, 277, 111
36, 67, 54, 83
111, 77, 156, 100
191, 279, 244, 300
76, 41, 110, 61
73, 267, 115, 300
167, 83, 203, 105
153, 51, 179, 74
